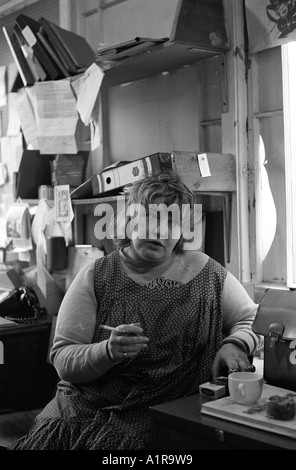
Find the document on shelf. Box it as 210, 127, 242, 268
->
73, 63, 104, 126
15, 87, 39, 149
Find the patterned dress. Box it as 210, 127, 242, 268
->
9, 250, 226, 450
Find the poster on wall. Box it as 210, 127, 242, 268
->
245, 0, 296, 53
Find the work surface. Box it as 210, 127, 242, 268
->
150, 391, 296, 450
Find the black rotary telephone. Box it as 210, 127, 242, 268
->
0, 285, 47, 323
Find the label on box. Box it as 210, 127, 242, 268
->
199, 381, 226, 399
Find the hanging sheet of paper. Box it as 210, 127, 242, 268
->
31, 199, 51, 296
90, 119, 101, 151
15, 87, 39, 149
198, 153, 212, 178
0, 133, 23, 183
6, 202, 32, 251
54, 185, 72, 223
31, 197, 72, 297
74, 63, 104, 126
6, 93, 21, 136
33, 80, 84, 154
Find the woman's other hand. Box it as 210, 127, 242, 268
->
212, 343, 252, 378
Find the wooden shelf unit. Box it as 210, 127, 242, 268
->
99, 40, 226, 86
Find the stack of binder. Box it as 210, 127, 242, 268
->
70, 153, 172, 199
3, 14, 95, 89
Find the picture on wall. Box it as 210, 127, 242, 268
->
245, 0, 296, 53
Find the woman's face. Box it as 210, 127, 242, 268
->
127, 201, 181, 262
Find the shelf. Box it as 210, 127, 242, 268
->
97, 0, 229, 86
98, 40, 226, 86
71, 191, 232, 263
71, 195, 124, 205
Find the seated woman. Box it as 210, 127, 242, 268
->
9, 170, 262, 450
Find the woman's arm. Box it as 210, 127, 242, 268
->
220, 271, 264, 355
50, 262, 115, 384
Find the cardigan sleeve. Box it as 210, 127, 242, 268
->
221, 271, 263, 355
50, 262, 116, 384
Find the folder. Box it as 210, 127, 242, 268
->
39, 17, 95, 71
36, 27, 70, 78
12, 23, 47, 82
71, 153, 171, 199
3, 26, 35, 87
15, 14, 62, 80
91, 154, 163, 196
38, 17, 77, 73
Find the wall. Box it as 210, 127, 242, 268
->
94, 0, 240, 275
83, 0, 228, 266
59, 0, 232, 272
104, 65, 202, 164
0, 0, 244, 277
99, 0, 179, 44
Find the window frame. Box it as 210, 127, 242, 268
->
248, 43, 296, 290
282, 42, 296, 288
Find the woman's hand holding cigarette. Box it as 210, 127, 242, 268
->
102, 323, 150, 362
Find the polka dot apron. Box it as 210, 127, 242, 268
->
9, 250, 226, 450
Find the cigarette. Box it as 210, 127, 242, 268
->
99, 324, 139, 336
99, 324, 118, 332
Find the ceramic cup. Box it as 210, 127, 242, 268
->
228, 372, 263, 405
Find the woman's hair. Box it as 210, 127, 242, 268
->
113, 170, 196, 253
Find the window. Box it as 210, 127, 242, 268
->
282, 42, 296, 288
249, 43, 296, 289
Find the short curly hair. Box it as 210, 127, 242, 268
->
113, 170, 196, 253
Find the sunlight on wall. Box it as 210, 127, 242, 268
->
258, 135, 277, 261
